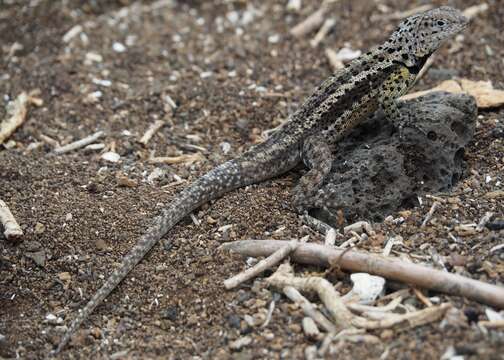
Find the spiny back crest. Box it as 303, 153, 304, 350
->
385, 6, 468, 66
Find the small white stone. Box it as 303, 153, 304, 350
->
65, 213, 73, 221
85, 143, 105, 151
220, 142, 231, 154
125, 35, 137, 47
229, 336, 252, 350
62, 25, 83, 43
92, 78, 112, 87
286, 0, 302, 11
85, 52, 103, 63
85, 91, 103, 103
268, 34, 280, 44
112, 42, 127, 53
147, 168, 165, 184
45, 313, 63, 325
342, 273, 386, 303
334, 47, 362, 62
200, 71, 213, 79
101, 151, 121, 163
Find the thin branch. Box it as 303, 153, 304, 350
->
223, 240, 298, 289
282, 286, 337, 333
0, 92, 42, 145
268, 263, 354, 328
54, 131, 104, 154
0, 199, 23, 241
138, 119, 165, 146
222, 240, 504, 309
421, 201, 441, 227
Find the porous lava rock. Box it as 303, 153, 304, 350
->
304, 92, 477, 224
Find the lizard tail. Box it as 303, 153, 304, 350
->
52, 159, 248, 356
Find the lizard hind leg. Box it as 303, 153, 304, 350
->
293, 135, 333, 212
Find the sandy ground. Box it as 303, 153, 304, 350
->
0, 1, 503, 359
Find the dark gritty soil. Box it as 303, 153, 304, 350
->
0, 1, 503, 359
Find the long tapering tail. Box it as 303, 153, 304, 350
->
52, 159, 250, 355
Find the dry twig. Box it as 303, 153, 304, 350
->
138, 119, 165, 146
283, 286, 337, 333
148, 153, 204, 165
54, 131, 104, 154
0, 199, 23, 241
421, 201, 441, 228
222, 240, 504, 308
0, 92, 42, 145
310, 18, 336, 47
268, 263, 355, 328
290, 3, 330, 38
224, 240, 298, 289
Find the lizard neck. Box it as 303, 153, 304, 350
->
379, 39, 434, 75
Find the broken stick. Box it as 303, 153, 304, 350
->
138, 119, 165, 146
222, 240, 504, 309
0, 92, 42, 145
223, 240, 298, 289
54, 131, 104, 154
0, 199, 23, 241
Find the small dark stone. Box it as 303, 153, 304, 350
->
463, 307, 479, 324
162, 239, 173, 251
486, 219, 504, 231
236, 291, 253, 304
226, 314, 241, 329
454, 344, 477, 356
161, 305, 179, 321
240, 325, 253, 335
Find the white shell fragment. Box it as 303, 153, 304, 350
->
112, 42, 127, 53
343, 273, 386, 303
101, 151, 121, 163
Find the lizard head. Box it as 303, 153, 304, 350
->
385, 6, 469, 67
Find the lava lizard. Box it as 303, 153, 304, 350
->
53, 6, 468, 354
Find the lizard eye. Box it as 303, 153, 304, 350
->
437, 20, 445, 26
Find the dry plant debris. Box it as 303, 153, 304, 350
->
0, 199, 23, 241
223, 240, 504, 308
0, 91, 42, 145
53, 131, 104, 154
401, 78, 504, 108
148, 152, 205, 165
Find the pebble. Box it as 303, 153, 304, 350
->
229, 336, 252, 351
112, 42, 127, 53
101, 151, 121, 163
34, 222, 45, 234
288, 323, 302, 333
187, 314, 198, 325
226, 314, 241, 329
486, 219, 504, 231
161, 306, 178, 321
45, 313, 63, 325
116, 173, 137, 187
85, 91, 102, 103
58, 272, 71, 281
24, 240, 42, 252
95, 239, 107, 251
25, 251, 46, 267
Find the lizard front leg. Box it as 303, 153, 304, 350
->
293, 135, 333, 211
378, 66, 426, 137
